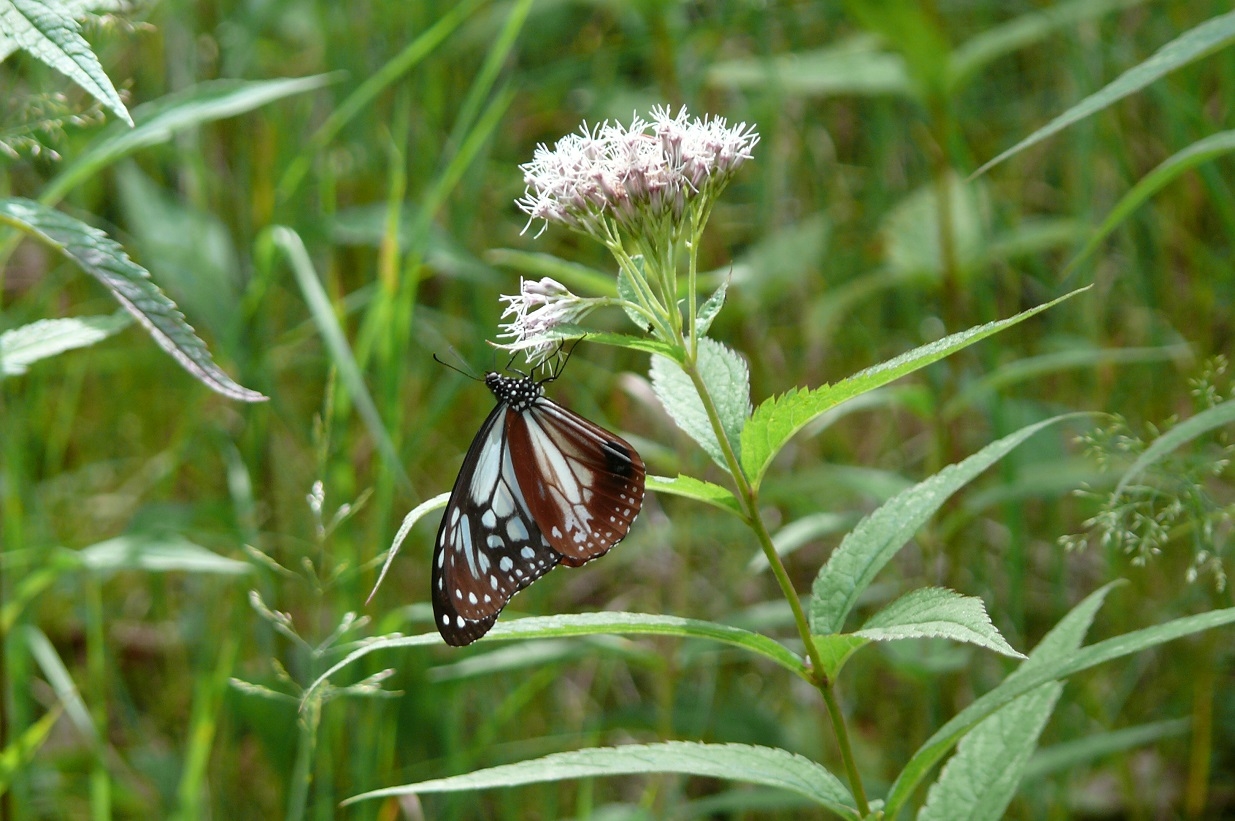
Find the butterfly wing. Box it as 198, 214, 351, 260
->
507, 398, 646, 567
431, 404, 560, 646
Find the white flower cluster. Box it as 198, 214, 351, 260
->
498, 277, 595, 361
516, 105, 759, 240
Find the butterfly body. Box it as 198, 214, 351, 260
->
432, 371, 645, 646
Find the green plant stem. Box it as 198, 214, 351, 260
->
674, 346, 871, 816
85, 579, 111, 821
821, 686, 867, 814
286, 696, 321, 821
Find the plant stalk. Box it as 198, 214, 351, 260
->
674, 346, 870, 815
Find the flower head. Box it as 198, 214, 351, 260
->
497, 277, 597, 364
517, 106, 759, 241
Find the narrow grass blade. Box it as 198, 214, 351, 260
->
1113, 398, 1235, 500
367, 493, 449, 603
277, 0, 485, 198
0, 707, 62, 794
271, 226, 410, 489
343, 741, 858, 819
949, 0, 1146, 91
23, 626, 99, 747
1024, 717, 1189, 782
170, 636, 238, 821
1067, 130, 1235, 273
0, 198, 267, 401
975, 10, 1235, 176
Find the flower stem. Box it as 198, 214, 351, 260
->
674, 346, 870, 816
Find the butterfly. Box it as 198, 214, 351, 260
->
432, 362, 646, 646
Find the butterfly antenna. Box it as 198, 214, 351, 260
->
433, 351, 481, 381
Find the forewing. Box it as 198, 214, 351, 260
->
508, 399, 646, 566
431, 405, 560, 646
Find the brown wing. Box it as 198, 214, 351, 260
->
506, 399, 646, 567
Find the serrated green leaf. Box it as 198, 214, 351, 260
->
884, 587, 1235, 816
855, 587, 1024, 658
0, 0, 131, 124
975, 10, 1235, 176
813, 633, 870, 682
811, 416, 1073, 636
1113, 398, 1235, 501
651, 338, 750, 471
343, 741, 858, 817
919, 682, 1063, 821
0, 0, 124, 61
75, 534, 250, 574
304, 612, 808, 704
647, 474, 744, 518
43, 74, 335, 205
0, 198, 267, 402
741, 289, 1086, 487
0, 312, 131, 376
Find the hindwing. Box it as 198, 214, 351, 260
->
507, 399, 646, 566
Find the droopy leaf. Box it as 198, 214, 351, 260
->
343, 741, 858, 818
0, 312, 131, 376
0, 198, 266, 401
0, 0, 131, 124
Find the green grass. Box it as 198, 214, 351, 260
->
2, 0, 1234, 818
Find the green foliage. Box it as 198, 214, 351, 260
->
345, 741, 859, 817
651, 337, 751, 470
976, 8, 1235, 174
4, 1, 1234, 818
0, 0, 130, 124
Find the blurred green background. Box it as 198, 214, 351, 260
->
2, 0, 1233, 818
